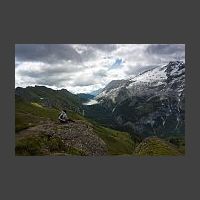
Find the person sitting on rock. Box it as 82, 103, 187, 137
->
58, 109, 75, 123
58, 110, 69, 123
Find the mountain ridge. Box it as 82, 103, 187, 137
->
15, 85, 83, 113
92, 61, 185, 137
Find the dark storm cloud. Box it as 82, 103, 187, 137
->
15, 44, 82, 64
15, 44, 117, 65
146, 44, 185, 58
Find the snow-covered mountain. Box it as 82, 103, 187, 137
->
95, 61, 185, 137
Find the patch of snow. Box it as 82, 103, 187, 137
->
112, 107, 116, 113
126, 65, 167, 91
96, 61, 185, 104
153, 81, 165, 86
175, 117, 180, 129
132, 66, 167, 83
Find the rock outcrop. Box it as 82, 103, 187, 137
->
16, 120, 108, 156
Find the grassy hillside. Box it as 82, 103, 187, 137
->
16, 96, 85, 131
15, 88, 184, 156
95, 127, 135, 155
90, 122, 135, 155
16, 134, 87, 156
15, 98, 135, 156
165, 136, 185, 154
134, 136, 183, 156
16, 96, 58, 132
15, 86, 83, 111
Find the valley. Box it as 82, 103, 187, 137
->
15, 61, 185, 156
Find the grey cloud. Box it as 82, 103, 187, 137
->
72, 76, 97, 87
17, 64, 74, 88
73, 44, 117, 61
18, 65, 78, 79
125, 65, 157, 76
15, 44, 185, 92
21, 73, 71, 88
15, 44, 117, 65
80, 48, 97, 60
146, 44, 185, 57
93, 69, 107, 77
15, 44, 82, 64
35, 77, 68, 88
88, 44, 117, 52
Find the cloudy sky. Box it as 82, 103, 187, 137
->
15, 44, 185, 94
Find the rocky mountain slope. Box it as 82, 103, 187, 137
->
95, 61, 185, 137
16, 120, 107, 156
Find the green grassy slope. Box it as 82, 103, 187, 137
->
83, 116, 142, 155
15, 86, 83, 111
15, 134, 87, 156
15, 95, 184, 156
15, 98, 135, 155
134, 136, 183, 156
165, 136, 185, 154
16, 96, 58, 132
90, 122, 135, 155
15, 95, 85, 132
